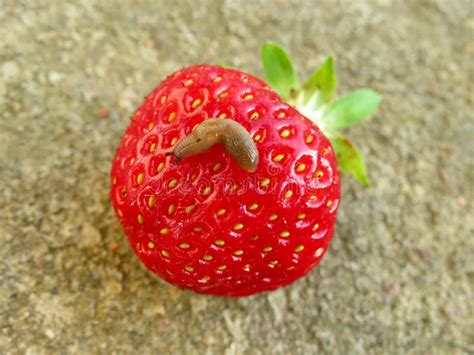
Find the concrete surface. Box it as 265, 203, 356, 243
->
1, 0, 473, 354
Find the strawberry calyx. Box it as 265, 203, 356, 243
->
261, 42, 381, 186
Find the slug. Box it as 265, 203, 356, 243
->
171, 118, 259, 172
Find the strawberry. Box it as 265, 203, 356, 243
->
110, 43, 380, 296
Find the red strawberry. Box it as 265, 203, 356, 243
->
110, 44, 380, 296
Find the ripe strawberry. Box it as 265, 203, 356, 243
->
110, 43, 380, 296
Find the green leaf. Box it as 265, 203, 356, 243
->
261, 42, 298, 100
302, 57, 336, 107
321, 89, 381, 130
216, 60, 228, 68
329, 133, 369, 186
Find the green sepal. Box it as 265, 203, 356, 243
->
261, 42, 298, 100
302, 57, 336, 108
216, 60, 228, 68
321, 89, 381, 130
329, 132, 369, 186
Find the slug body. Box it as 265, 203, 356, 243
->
173, 118, 259, 172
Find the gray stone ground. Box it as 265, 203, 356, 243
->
1, 0, 473, 354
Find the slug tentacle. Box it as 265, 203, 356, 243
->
172, 118, 259, 172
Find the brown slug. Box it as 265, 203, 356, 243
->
171, 118, 259, 172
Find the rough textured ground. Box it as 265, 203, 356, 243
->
1, 0, 473, 354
